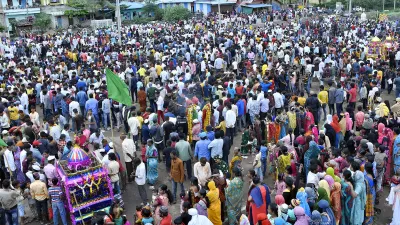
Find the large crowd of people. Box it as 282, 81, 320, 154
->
0, 6, 399, 225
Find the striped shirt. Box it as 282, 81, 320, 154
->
48, 186, 62, 203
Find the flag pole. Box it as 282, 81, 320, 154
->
110, 103, 114, 142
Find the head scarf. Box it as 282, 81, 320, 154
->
305, 187, 316, 202
330, 182, 341, 216
274, 217, 286, 225
317, 200, 336, 225
317, 187, 330, 205
319, 180, 331, 196
345, 112, 353, 129
377, 123, 385, 143
362, 116, 374, 129
326, 167, 335, 177
326, 114, 332, 124
310, 210, 321, 225
206, 181, 219, 203
294, 206, 309, 225
324, 175, 334, 188
383, 127, 394, 146
330, 115, 341, 133
296, 188, 311, 217
305, 141, 320, 159
256, 213, 272, 225
275, 195, 285, 206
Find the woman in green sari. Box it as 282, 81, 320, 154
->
225, 168, 244, 225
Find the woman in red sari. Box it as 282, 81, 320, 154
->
247, 176, 271, 225
304, 107, 315, 133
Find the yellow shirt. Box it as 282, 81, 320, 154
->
8, 106, 19, 121
30, 180, 48, 201
377, 71, 383, 81
136, 116, 143, 129
26, 88, 34, 95
297, 97, 306, 106
262, 64, 268, 76
138, 68, 146, 77
215, 121, 226, 134
155, 65, 162, 76
318, 91, 329, 104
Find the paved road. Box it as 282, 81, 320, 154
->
26, 79, 395, 225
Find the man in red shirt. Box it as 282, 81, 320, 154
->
159, 206, 172, 225
347, 83, 357, 109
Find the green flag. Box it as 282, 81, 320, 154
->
0, 138, 7, 147
105, 69, 132, 106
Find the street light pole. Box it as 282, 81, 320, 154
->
116, 0, 122, 46
348, 0, 351, 15
218, 0, 221, 28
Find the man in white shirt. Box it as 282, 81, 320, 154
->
120, 134, 136, 182
225, 103, 236, 145
127, 111, 140, 141
273, 91, 284, 112
133, 158, 147, 204
29, 108, 40, 128
193, 157, 212, 187
306, 163, 326, 188
3, 146, 16, 179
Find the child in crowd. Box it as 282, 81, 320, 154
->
134, 205, 143, 224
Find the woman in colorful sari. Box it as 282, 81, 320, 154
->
377, 123, 386, 144
137, 87, 147, 112
225, 168, 244, 225
304, 107, 315, 133
188, 177, 201, 207
277, 146, 291, 175
296, 188, 311, 217
145, 139, 158, 189
383, 127, 395, 182
394, 129, 400, 174
364, 162, 376, 225
350, 162, 366, 225
318, 180, 331, 198
330, 182, 341, 225
248, 176, 271, 225
207, 181, 222, 225
294, 206, 310, 225
304, 141, 321, 180
153, 184, 172, 225
344, 112, 353, 142
340, 170, 355, 225
14, 145, 26, 183
330, 115, 342, 148
229, 148, 242, 176
241, 128, 251, 155
315, 188, 330, 210
317, 200, 336, 225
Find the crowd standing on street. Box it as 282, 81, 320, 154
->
0, 6, 400, 225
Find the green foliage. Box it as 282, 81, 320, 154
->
142, 3, 164, 20
0, 25, 6, 32
162, 5, 191, 22
68, 0, 114, 19
64, 9, 89, 18
33, 13, 51, 33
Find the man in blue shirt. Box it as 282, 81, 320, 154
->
236, 98, 245, 131
334, 83, 345, 117
260, 141, 268, 177
85, 93, 99, 127
194, 132, 211, 161
76, 87, 88, 115
76, 77, 87, 91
